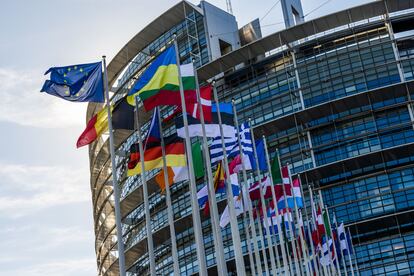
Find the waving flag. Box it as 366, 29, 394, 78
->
76, 96, 135, 148
127, 47, 197, 110
176, 103, 235, 138
210, 122, 253, 164
337, 223, 350, 255
249, 176, 272, 201
127, 109, 186, 176
198, 163, 239, 215
76, 106, 111, 148
219, 174, 243, 228
41, 61, 104, 102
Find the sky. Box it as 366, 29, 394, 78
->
0, 0, 370, 275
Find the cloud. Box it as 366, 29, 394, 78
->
0, 163, 91, 218
0, 68, 87, 128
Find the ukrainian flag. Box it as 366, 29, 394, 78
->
127, 46, 194, 111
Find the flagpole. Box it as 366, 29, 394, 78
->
317, 190, 336, 276
238, 179, 257, 275
133, 95, 156, 275
212, 83, 246, 276
319, 190, 339, 276
286, 165, 311, 276
279, 161, 302, 276
231, 99, 260, 275
173, 38, 207, 275
333, 212, 348, 276
102, 56, 126, 276
347, 227, 358, 276
309, 185, 329, 276
156, 108, 180, 275
262, 140, 290, 275
298, 174, 320, 276
248, 119, 279, 275
324, 204, 342, 275
255, 206, 272, 274
308, 184, 331, 276
193, 65, 227, 276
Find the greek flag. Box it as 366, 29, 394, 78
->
209, 122, 252, 164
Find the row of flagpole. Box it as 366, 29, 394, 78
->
39, 31, 363, 275
100, 38, 360, 275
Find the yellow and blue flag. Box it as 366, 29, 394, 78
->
41, 61, 104, 102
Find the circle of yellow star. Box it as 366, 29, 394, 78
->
65, 91, 70, 95
80, 68, 83, 72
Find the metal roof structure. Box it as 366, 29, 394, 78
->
197, 0, 414, 81
106, 1, 202, 87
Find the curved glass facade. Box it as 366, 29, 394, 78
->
87, 1, 414, 275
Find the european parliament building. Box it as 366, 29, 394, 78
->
87, 0, 414, 275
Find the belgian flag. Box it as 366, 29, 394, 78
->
76, 97, 134, 148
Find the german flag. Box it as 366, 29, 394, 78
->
127, 134, 186, 177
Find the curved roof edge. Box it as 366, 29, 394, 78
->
197, 0, 414, 81
106, 0, 202, 87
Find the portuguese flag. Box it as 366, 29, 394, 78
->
127, 46, 197, 111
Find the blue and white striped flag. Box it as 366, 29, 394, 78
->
210, 122, 252, 164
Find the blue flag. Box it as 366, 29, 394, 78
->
41, 61, 104, 102
254, 139, 268, 171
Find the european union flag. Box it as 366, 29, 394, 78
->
41, 61, 104, 102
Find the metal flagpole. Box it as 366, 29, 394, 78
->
238, 179, 256, 275
156, 108, 180, 275
279, 161, 302, 276
309, 185, 329, 276
248, 119, 279, 275
308, 184, 331, 275
134, 95, 156, 275
255, 207, 271, 274
347, 228, 357, 276
231, 99, 260, 275
267, 209, 282, 272
323, 204, 342, 275
193, 66, 227, 276
257, 199, 271, 276
102, 56, 126, 276
262, 140, 290, 275
286, 165, 311, 276
298, 175, 320, 276
173, 38, 207, 275
333, 212, 348, 276
318, 190, 336, 276
212, 83, 246, 276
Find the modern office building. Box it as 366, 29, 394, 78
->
87, 0, 414, 275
